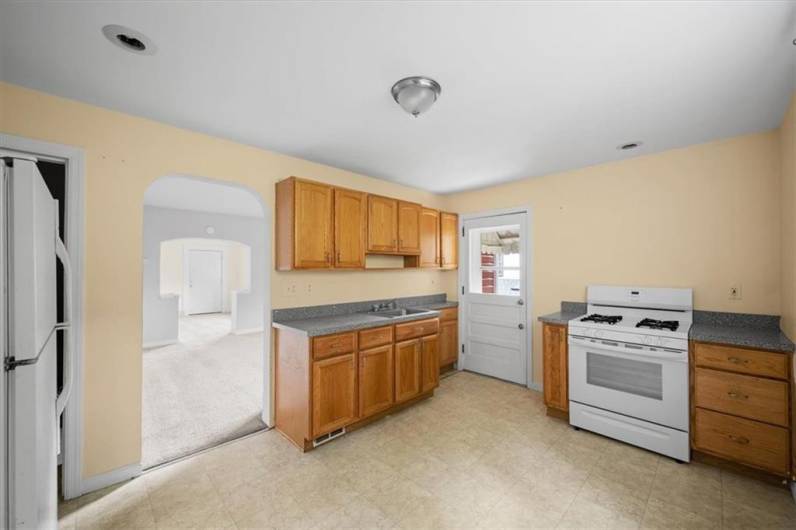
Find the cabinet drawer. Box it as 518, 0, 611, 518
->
359, 326, 393, 350
395, 318, 439, 341
694, 408, 789, 476
694, 343, 788, 380
694, 368, 789, 427
312, 332, 356, 360
438, 307, 458, 322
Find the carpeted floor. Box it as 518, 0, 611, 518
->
142, 313, 266, 469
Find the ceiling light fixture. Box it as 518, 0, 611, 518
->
617, 141, 643, 151
102, 24, 156, 55
391, 76, 441, 117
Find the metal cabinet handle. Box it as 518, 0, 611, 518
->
728, 434, 750, 445
337, 251, 341, 263
727, 390, 748, 400
727, 356, 746, 364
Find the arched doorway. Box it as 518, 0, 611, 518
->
141, 176, 270, 469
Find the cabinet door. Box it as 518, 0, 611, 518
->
368, 195, 398, 252
295, 180, 334, 268
440, 212, 458, 269
334, 188, 366, 268
359, 344, 394, 419
312, 353, 357, 437
439, 319, 458, 367
395, 339, 421, 403
542, 324, 568, 411
397, 201, 422, 254
421, 335, 440, 393
419, 208, 440, 267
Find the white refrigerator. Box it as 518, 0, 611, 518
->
1, 154, 73, 529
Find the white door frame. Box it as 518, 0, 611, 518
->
0, 134, 86, 500
457, 206, 537, 390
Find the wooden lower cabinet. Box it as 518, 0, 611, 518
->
359, 344, 394, 419
275, 319, 440, 450
542, 323, 568, 414
421, 335, 440, 392
439, 319, 458, 367
691, 341, 793, 479
312, 353, 357, 437
395, 339, 422, 403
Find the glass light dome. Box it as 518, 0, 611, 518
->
391, 77, 441, 117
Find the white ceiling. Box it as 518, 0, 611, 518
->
144, 176, 264, 218
1, 1, 794, 194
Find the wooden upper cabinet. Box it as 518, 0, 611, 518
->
367, 195, 398, 253
395, 339, 421, 403
543, 323, 568, 412
397, 201, 422, 254
419, 208, 441, 267
420, 334, 440, 393
276, 178, 334, 270
334, 188, 366, 268
359, 344, 395, 419
312, 353, 357, 437
440, 212, 458, 269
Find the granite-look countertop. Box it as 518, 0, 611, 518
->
537, 301, 587, 325
689, 310, 794, 353
273, 309, 441, 337
272, 294, 452, 337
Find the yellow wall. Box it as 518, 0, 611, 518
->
781, 93, 796, 340
0, 82, 456, 477
443, 132, 783, 385
2, 79, 791, 481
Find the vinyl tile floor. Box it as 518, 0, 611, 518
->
61, 371, 796, 529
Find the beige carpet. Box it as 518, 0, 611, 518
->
142, 313, 266, 469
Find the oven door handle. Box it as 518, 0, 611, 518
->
568, 336, 687, 362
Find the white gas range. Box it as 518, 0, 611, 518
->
568, 285, 693, 462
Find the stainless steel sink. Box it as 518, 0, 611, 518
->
366, 307, 432, 319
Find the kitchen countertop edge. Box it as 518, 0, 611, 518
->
273, 308, 444, 337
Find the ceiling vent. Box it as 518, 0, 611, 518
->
102, 24, 156, 55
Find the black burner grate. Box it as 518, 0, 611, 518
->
580, 314, 623, 325
636, 318, 679, 332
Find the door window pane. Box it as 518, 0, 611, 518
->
469, 226, 520, 295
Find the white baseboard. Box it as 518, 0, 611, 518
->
527, 381, 543, 392
233, 327, 263, 335
80, 462, 142, 496
143, 339, 177, 348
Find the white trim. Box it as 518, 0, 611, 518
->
0, 134, 86, 501
456, 206, 535, 390
233, 327, 264, 336
142, 339, 178, 349
79, 463, 141, 495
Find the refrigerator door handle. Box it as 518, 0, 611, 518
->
55, 236, 73, 417
4, 322, 69, 371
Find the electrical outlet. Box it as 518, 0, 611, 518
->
306, 283, 312, 294
284, 283, 298, 297
729, 285, 742, 300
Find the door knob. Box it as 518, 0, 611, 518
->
517, 299, 524, 306
518, 323, 525, 330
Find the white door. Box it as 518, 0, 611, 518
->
4, 158, 59, 529
186, 250, 223, 315
460, 213, 528, 385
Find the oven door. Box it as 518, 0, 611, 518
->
568, 335, 689, 431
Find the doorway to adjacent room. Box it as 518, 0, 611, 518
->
141, 176, 269, 469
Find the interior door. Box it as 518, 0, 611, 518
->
186, 249, 223, 315
4, 158, 59, 529
461, 213, 528, 385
